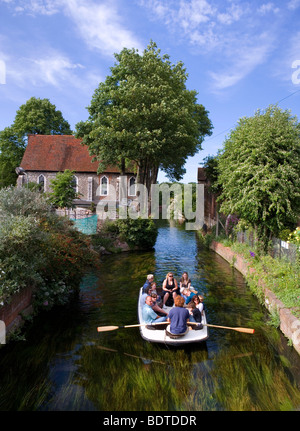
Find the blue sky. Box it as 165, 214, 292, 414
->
0, 0, 300, 183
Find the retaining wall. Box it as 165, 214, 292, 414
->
0, 286, 34, 338
210, 240, 300, 356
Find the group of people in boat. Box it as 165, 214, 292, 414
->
141, 271, 205, 336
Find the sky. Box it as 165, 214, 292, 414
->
0, 0, 300, 184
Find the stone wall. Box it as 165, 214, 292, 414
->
210, 240, 300, 356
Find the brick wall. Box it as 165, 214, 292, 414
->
0, 286, 34, 333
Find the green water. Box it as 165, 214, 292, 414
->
0, 221, 300, 411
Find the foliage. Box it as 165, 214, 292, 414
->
288, 226, 300, 245
76, 40, 212, 187
0, 127, 26, 187
47, 170, 80, 209
0, 185, 50, 218
202, 153, 222, 194
0, 97, 72, 189
13, 97, 72, 136
115, 218, 158, 249
217, 105, 300, 251
220, 238, 300, 319
0, 187, 98, 310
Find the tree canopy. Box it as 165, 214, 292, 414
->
76, 41, 212, 188
13, 97, 72, 136
217, 105, 300, 248
0, 97, 72, 188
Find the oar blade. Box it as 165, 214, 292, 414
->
97, 325, 119, 332
234, 327, 255, 334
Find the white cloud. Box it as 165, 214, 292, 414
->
257, 3, 280, 15
3, 0, 143, 56
288, 0, 300, 10
62, 0, 143, 56
7, 49, 102, 92
209, 33, 275, 91
7, 0, 61, 15
140, 1, 283, 90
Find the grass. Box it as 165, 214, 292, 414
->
218, 238, 300, 320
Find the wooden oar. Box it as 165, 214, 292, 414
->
188, 322, 255, 334
97, 322, 254, 334
97, 321, 168, 332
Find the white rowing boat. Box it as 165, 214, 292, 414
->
137, 287, 209, 346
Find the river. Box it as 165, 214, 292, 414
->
0, 221, 300, 411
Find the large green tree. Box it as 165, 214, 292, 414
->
13, 97, 72, 136
0, 97, 72, 187
76, 41, 212, 188
217, 105, 300, 249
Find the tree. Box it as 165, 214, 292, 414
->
76, 41, 212, 188
0, 97, 72, 188
13, 97, 72, 136
48, 170, 80, 209
217, 105, 300, 250
0, 127, 26, 187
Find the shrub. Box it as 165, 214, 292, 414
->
0, 187, 98, 310
115, 218, 158, 249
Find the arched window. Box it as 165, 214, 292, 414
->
38, 174, 45, 192
100, 176, 108, 196
71, 175, 78, 193
128, 176, 136, 196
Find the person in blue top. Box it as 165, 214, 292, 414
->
142, 274, 154, 293
142, 296, 168, 325
167, 295, 190, 335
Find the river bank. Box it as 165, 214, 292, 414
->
210, 240, 300, 356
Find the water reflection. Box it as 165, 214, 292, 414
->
0, 221, 300, 411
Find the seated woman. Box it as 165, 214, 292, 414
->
162, 272, 179, 307
151, 292, 168, 316
180, 271, 197, 294
186, 302, 203, 329
191, 294, 204, 314
167, 295, 190, 335
179, 271, 191, 293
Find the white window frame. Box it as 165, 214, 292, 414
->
128, 176, 136, 196
100, 175, 109, 196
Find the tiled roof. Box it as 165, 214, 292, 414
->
20, 135, 127, 173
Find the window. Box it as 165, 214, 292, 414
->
38, 174, 45, 192
129, 176, 136, 196
71, 176, 78, 193
100, 176, 108, 196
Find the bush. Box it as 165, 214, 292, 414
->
0, 187, 98, 310
115, 218, 158, 249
